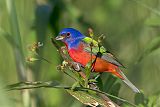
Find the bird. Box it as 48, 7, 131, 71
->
55, 28, 140, 93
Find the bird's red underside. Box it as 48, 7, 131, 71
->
68, 47, 123, 79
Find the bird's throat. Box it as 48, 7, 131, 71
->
65, 39, 82, 50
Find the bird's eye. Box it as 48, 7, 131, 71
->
66, 32, 70, 38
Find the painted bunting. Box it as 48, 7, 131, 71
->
55, 28, 140, 93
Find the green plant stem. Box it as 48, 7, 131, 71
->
6, 81, 136, 107
130, 0, 160, 16
6, 0, 31, 107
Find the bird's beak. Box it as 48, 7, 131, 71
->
55, 35, 64, 40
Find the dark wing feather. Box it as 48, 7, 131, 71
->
101, 52, 125, 68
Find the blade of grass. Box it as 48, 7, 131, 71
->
129, 0, 160, 16
6, 0, 31, 107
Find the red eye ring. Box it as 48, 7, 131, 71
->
66, 32, 70, 37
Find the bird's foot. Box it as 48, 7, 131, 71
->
71, 62, 81, 72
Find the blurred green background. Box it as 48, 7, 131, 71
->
0, 0, 160, 107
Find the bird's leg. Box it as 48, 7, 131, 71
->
69, 61, 88, 88
70, 62, 86, 78
71, 62, 81, 71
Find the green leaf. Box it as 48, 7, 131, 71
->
137, 36, 160, 62
134, 91, 160, 107
134, 92, 146, 105
96, 76, 103, 91
71, 81, 80, 90
109, 83, 121, 97
145, 16, 160, 27
103, 74, 118, 93
146, 93, 160, 107
0, 28, 16, 47
67, 89, 119, 107
83, 37, 106, 53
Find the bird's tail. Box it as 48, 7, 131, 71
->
116, 68, 140, 93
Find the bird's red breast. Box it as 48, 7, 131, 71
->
67, 43, 123, 79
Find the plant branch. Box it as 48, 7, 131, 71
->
6, 81, 136, 107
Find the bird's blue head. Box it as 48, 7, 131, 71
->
55, 28, 85, 49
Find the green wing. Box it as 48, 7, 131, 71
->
82, 37, 125, 67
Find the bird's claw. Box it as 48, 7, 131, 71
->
71, 62, 81, 72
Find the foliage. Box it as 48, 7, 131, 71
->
0, 0, 160, 107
